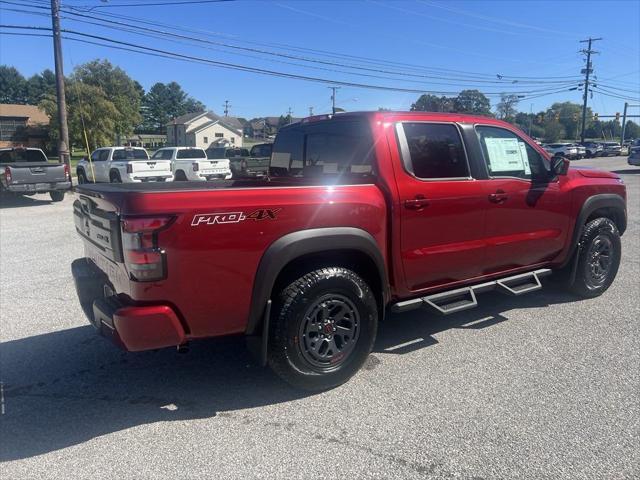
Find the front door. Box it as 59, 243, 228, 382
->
396, 122, 488, 292
474, 125, 570, 273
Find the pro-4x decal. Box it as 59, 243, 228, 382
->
192, 208, 281, 226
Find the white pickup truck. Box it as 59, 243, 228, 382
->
151, 147, 232, 181
76, 147, 173, 184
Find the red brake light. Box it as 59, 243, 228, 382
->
63, 163, 70, 181
4, 166, 12, 184
121, 216, 174, 281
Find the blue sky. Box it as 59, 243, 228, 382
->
1, 0, 638, 120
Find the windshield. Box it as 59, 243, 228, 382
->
112, 148, 149, 160
177, 149, 207, 159
0, 149, 48, 163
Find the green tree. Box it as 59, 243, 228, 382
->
543, 120, 565, 143
495, 94, 519, 122
410, 94, 454, 112
623, 120, 639, 140
73, 60, 142, 140
141, 81, 205, 133
0, 65, 28, 103
40, 80, 118, 151
547, 102, 587, 141
25, 69, 56, 104
454, 89, 492, 116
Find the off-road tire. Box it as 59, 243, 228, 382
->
175, 170, 188, 181
109, 170, 122, 183
49, 190, 65, 202
269, 267, 378, 391
570, 217, 621, 298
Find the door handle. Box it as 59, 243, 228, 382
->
404, 194, 429, 210
488, 190, 508, 204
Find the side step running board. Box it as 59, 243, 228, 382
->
392, 268, 551, 315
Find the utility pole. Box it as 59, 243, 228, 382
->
287, 107, 293, 124
329, 86, 340, 114
50, 0, 71, 182
579, 37, 602, 143
223, 100, 230, 116
528, 103, 533, 137
308, 106, 314, 116
620, 102, 628, 145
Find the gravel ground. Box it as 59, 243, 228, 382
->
1, 156, 638, 479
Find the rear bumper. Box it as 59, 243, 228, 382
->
3, 181, 71, 193
71, 258, 185, 351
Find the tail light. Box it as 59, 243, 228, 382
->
63, 163, 70, 181
126, 163, 133, 174
192, 162, 199, 172
4, 166, 12, 184
121, 216, 174, 282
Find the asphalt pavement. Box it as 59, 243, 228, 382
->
1, 156, 638, 479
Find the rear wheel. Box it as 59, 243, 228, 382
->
109, 170, 122, 183
569, 217, 621, 298
77, 169, 88, 184
50, 190, 65, 202
175, 170, 187, 181
269, 267, 378, 391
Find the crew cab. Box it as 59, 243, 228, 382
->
0, 147, 71, 202
205, 146, 255, 177
150, 146, 232, 181
71, 112, 627, 391
76, 147, 173, 184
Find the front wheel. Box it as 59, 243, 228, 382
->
570, 217, 621, 298
269, 267, 378, 391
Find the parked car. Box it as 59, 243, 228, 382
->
579, 141, 603, 158
77, 147, 173, 183
71, 111, 627, 391
571, 144, 586, 159
628, 139, 640, 166
205, 146, 253, 177
0, 147, 71, 202
151, 147, 231, 181
543, 143, 579, 159
601, 142, 622, 157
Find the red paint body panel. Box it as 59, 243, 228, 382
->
73, 111, 627, 351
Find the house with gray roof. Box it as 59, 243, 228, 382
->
166, 111, 243, 148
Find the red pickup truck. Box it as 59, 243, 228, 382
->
72, 112, 626, 390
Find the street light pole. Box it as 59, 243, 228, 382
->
50, 0, 71, 181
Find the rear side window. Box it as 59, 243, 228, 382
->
400, 123, 469, 179
113, 148, 149, 160
176, 149, 206, 159
476, 126, 547, 180
0, 149, 47, 163
271, 119, 375, 181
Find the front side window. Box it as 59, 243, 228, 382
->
401, 123, 469, 179
476, 126, 548, 180
91, 150, 102, 162
270, 119, 375, 181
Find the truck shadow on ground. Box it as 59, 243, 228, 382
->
0, 286, 578, 462
0, 194, 59, 209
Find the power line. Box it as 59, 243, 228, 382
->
71, 0, 234, 8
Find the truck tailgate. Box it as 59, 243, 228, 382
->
129, 160, 172, 175
7, 162, 68, 184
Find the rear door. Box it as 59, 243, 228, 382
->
474, 125, 570, 273
396, 122, 488, 291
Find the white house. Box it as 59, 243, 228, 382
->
166, 111, 243, 148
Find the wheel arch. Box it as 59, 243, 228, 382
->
245, 227, 388, 336
562, 193, 626, 268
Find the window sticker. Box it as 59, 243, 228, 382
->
484, 137, 526, 173
518, 142, 531, 175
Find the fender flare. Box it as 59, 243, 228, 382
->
245, 227, 388, 335
562, 193, 626, 268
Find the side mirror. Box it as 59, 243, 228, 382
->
550, 156, 570, 176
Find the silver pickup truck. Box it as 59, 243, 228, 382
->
0, 147, 71, 202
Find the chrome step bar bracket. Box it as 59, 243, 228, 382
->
390, 268, 552, 314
